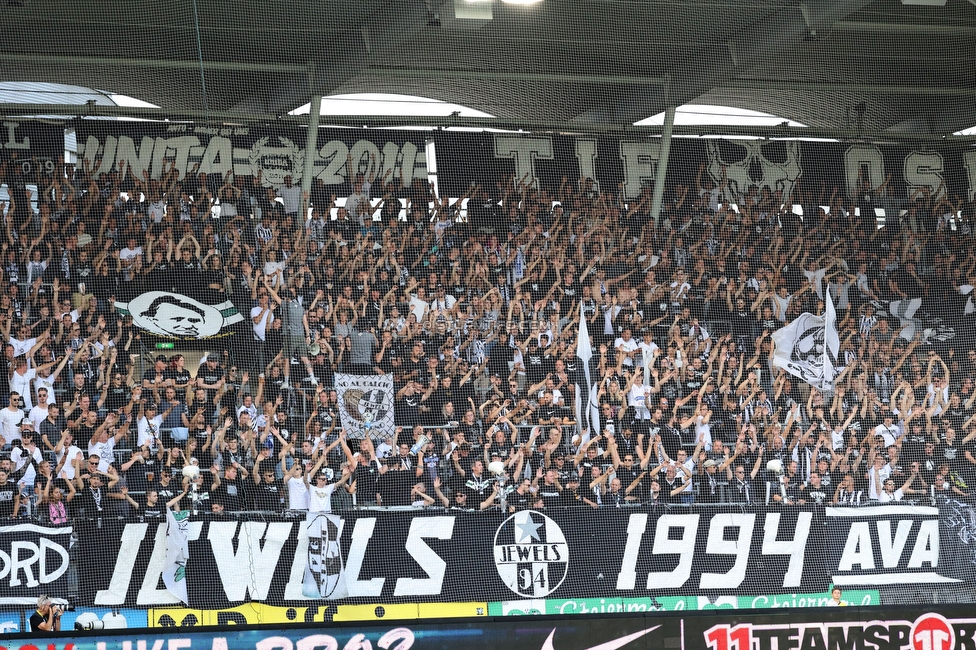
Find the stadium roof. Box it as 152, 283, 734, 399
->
0, 0, 974, 140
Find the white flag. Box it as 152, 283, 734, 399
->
771, 290, 839, 390
302, 512, 347, 599
575, 304, 600, 439
334, 373, 395, 439
163, 509, 190, 604
823, 288, 840, 390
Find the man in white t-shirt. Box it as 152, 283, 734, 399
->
877, 477, 904, 503
614, 328, 639, 369
237, 394, 258, 422
866, 454, 891, 500
345, 177, 372, 228
11, 426, 43, 492
250, 292, 276, 371
9, 324, 40, 358
307, 468, 339, 513
119, 236, 144, 281
10, 359, 37, 411
55, 431, 85, 482
88, 414, 125, 473
874, 413, 900, 448
27, 392, 49, 431
137, 403, 167, 449
276, 175, 302, 217
0, 392, 24, 446
878, 471, 920, 503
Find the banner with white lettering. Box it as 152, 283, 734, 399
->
433, 133, 976, 208
826, 505, 963, 587
73, 122, 427, 188
0, 523, 72, 605
0, 119, 64, 183
64, 504, 975, 609
334, 373, 396, 440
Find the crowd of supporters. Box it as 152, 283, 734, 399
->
2, 151, 976, 519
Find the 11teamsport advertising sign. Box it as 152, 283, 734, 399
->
7, 605, 976, 650
7, 504, 971, 610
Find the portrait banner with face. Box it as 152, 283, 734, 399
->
334, 373, 395, 440
114, 291, 244, 340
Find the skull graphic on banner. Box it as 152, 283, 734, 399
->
706, 140, 802, 205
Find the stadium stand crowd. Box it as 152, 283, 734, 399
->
1, 154, 976, 519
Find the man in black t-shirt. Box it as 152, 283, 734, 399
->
0, 468, 19, 518
29, 595, 61, 632
535, 469, 562, 508
252, 465, 284, 512
211, 464, 246, 511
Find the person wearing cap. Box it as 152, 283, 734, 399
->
698, 459, 724, 503
559, 473, 593, 507
141, 354, 171, 404
10, 424, 43, 510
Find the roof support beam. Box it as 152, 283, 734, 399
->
650, 106, 676, 227
832, 20, 976, 34
2, 103, 973, 143
0, 53, 307, 74
367, 68, 667, 86
727, 80, 976, 95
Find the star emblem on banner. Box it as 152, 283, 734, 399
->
516, 512, 543, 543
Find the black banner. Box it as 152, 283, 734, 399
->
433, 132, 976, 204
62, 504, 976, 609
0, 119, 65, 182
10, 603, 976, 650
0, 523, 73, 605
73, 122, 428, 188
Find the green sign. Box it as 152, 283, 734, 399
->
155, 342, 176, 349
487, 590, 880, 617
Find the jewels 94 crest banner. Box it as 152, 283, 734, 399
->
335, 373, 395, 440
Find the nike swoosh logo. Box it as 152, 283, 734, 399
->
540, 625, 662, 650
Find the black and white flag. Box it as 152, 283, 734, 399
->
772, 289, 839, 389
334, 373, 395, 439
302, 512, 346, 600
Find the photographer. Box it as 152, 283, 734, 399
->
29, 595, 62, 632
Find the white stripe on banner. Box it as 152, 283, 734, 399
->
0, 524, 72, 535
832, 572, 959, 585
825, 506, 939, 517
823, 288, 839, 390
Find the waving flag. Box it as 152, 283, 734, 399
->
772, 289, 840, 390
575, 304, 600, 439
163, 509, 190, 604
